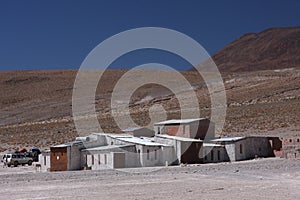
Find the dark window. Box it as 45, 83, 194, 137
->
137, 149, 141, 160
297, 139, 300, 143
104, 154, 107, 164
155, 149, 157, 160
92, 155, 94, 165
111, 142, 114, 145
204, 151, 207, 161
98, 155, 101, 165
240, 144, 243, 154
44, 156, 46, 166
211, 150, 214, 161
290, 139, 292, 143
147, 149, 150, 160
217, 151, 220, 161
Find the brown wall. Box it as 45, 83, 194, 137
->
181, 142, 202, 164
50, 147, 68, 171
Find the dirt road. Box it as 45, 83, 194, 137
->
0, 158, 299, 200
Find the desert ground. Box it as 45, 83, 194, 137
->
0, 158, 299, 200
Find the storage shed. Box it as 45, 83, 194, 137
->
50, 141, 83, 171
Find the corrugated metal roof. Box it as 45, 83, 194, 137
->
203, 143, 222, 147
106, 134, 133, 139
156, 134, 203, 142
154, 118, 207, 125
52, 141, 82, 148
83, 145, 133, 151
90, 133, 132, 138
122, 127, 144, 132
210, 137, 245, 142
117, 137, 170, 146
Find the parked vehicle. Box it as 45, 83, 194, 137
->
29, 148, 41, 162
3, 153, 33, 167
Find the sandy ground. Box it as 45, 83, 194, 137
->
0, 158, 300, 200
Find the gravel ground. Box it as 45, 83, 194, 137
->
0, 158, 300, 200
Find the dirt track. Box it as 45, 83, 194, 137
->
1, 158, 299, 200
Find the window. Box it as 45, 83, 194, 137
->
297, 139, 300, 143
211, 150, 214, 161
183, 126, 185, 135
217, 150, 220, 161
44, 156, 46, 166
147, 149, 150, 160
111, 142, 114, 145
137, 149, 141, 160
240, 144, 243, 154
204, 150, 207, 161
98, 155, 101, 165
92, 155, 94, 165
104, 154, 107, 164
155, 149, 157, 160
158, 127, 160, 134
289, 139, 292, 143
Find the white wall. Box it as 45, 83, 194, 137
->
39, 154, 50, 172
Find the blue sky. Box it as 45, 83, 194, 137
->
0, 0, 299, 71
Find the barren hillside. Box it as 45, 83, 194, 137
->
0, 67, 299, 152
212, 27, 300, 72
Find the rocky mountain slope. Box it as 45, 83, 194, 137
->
212, 27, 300, 72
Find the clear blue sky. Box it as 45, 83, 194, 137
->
0, 0, 299, 71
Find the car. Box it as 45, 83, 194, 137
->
3, 153, 33, 167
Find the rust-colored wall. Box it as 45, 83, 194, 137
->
163, 119, 211, 140
50, 147, 68, 171
166, 125, 190, 138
